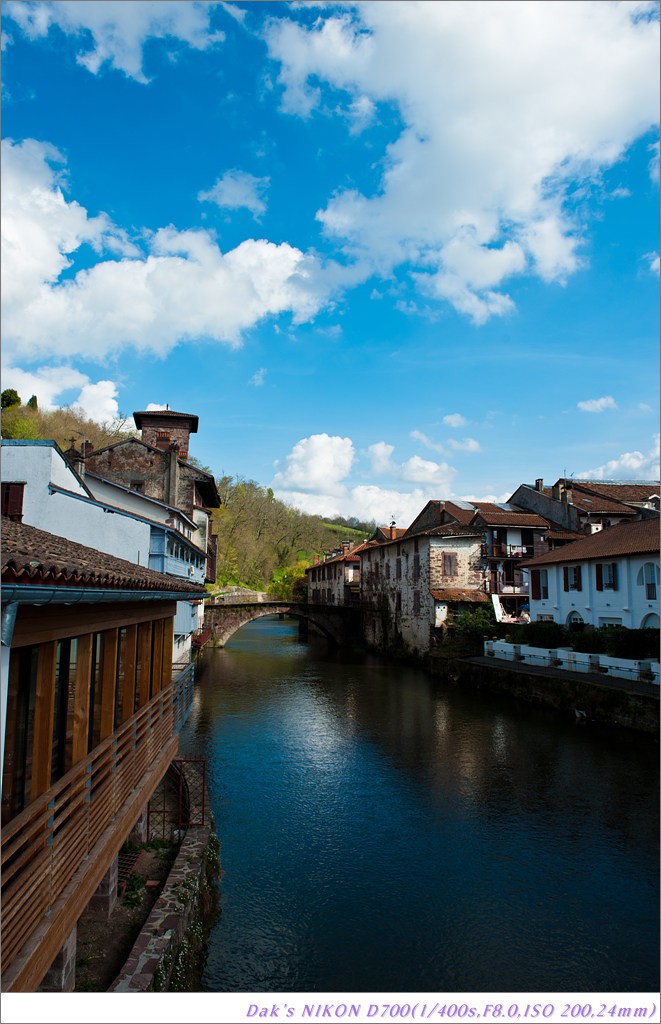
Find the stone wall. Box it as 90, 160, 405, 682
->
110, 820, 220, 992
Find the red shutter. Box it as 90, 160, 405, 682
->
563, 566, 569, 592
531, 569, 541, 600
575, 566, 582, 591
611, 563, 618, 591
1, 483, 24, 522
596, 564, 603, 591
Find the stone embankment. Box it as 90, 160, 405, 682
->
426, 651, 659, 735
110, 819, 220, 992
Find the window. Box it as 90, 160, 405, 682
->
531, 568, 549, 600
1, 482, 25, 522
130, 479, 145, 493
640, 562, 658, 601
413, 553, 420, 582
563, 565, 582, 592
596, 562, 618, 591
396, 592, 402, 614
442, 552, 458, 576
385, 562, 391, 580
413, 590, 421, 614
396, 557, 402, 580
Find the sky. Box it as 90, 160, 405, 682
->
1, 0, 660, 527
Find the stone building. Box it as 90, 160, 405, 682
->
359, 521, 487, 657
509, 478, 660, 535
80, 408, 220, 584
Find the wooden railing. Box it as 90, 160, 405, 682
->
0, 667, 194, 980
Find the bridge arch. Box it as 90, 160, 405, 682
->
203, 601, 360, 649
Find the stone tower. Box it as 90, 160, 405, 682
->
132, 409, 199, 462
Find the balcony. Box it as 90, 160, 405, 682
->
1, 663, 195, 991
482, 544, 534, 559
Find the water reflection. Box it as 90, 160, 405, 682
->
178, 617, 659, 993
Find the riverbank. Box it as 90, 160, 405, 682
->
425, 648, 660, 735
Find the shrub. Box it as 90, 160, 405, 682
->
511, 620, 567, 649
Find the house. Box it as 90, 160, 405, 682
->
1, 517, 205, 991
2, 438, 210, 662
406, 499, 552, 618
359, 521, 486, 656
79, 407, 220, 584
522, 518, 660, 629
306, 541, 370, 605
509, 478, 660, 535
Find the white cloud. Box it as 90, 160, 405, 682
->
577, 396, 618, 413
443, 413, 468, 429
367, 441, 395, 474
5, 0, 224, 83
72, 380, 120, 422
410, 429, 446, 455
267, 1, 659, 321
273, 433, 355, 495
1, 139, 332, 364
146, 402, 168, 411
199, 170, 270, 219
0, 363, 120, 422
400, 455, 455, 489
644, 251, 660, 274
578, 434, 660, 480
250, 368, 267, 387
447, 437, 481, 452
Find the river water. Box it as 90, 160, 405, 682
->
177, 617, 659, 994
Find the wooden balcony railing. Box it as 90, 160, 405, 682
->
1, 664, 194, 988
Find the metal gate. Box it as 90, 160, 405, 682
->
147, 759, 207, 841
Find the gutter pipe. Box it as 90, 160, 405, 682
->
1, 585, 205, 606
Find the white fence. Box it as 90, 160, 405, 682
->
484, 640, 660, 686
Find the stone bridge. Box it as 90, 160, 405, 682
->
203, 600, 362, 648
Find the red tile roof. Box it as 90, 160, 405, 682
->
1, 517, 206, 594
523, 518, 660, 567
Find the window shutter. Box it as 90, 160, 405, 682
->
1, 483, 25, 522
611, 563, 618, 591
575, 566, 582, 591
531, 569, 541, 600
563, 566, 569, 592
595, 564, 603, 591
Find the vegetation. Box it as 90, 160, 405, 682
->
495, 620, 659, 660
1, 399, 373, 597
1, 397, 136, 449
210, 476, 371, 597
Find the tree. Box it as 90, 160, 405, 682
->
2, 389, 21, 409
26, 395, 38, 410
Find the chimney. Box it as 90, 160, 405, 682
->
167, 442, 179, 506
535, 478, 543, 492
342, 542, 350, 555
313, 555, 320, 565
64, 444, 85, 479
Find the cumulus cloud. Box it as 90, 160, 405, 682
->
4, 0, 224, 82
443, 413, 468, 429
199, 170, 270, 219
0, 363, 120, 422
367, 441, 395, 474
72, 380, 120, 422
644, 251, 660, 274
1, 139, 331, 364
579, 434, 660, 480
267, 1, 659, 321
577, 396, 618, 413
273, 433, 355, 495
272, 432, 459, 523
447, 437, 481, 452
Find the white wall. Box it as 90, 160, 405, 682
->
527, 554, 660, 628
2, 442, 151, 566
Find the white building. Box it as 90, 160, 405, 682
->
1, 440, 207, 661
523, 518, 660, 629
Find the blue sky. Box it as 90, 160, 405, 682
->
2, 0, 659, 526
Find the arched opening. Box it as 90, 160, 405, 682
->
566, 610, 583, 625
640, 612, 660, 629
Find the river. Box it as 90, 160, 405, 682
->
177, 616, 659, 994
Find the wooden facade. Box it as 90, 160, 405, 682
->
1, 597, 186, 991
